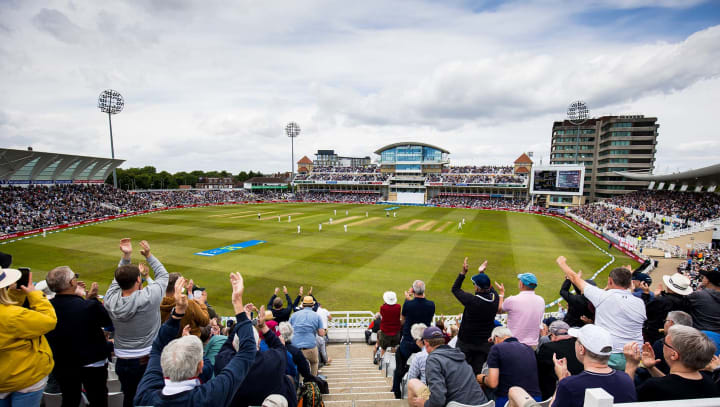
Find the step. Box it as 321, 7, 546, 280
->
355, 399, 407, 407
323, 401, 353, 407
324, 374, 387, 380
328, 378, 392, 386
324, 392, 396, 401
320, 368, 381, 374
325, 386, 391, 394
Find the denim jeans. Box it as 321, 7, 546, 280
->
115, 358, 148, 407
0, 389, 44, 407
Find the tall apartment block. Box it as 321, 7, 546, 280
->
550, 115, 659, 201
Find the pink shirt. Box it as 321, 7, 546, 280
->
503, 290, 545, 346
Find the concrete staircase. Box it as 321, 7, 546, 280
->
321, 343, 405, 407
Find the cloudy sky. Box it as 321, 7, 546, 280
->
1, 0, 719, 175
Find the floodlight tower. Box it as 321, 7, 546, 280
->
567, 100, 589, 165
98, 89, 124, 188
285, 122, 301, 179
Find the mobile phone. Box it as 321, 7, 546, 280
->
17, 267, 30, 288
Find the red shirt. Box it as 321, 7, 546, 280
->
379, 303, 401, 336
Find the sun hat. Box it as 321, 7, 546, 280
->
568, 324, 613, 356
422, 326, 444, 340
0, 268, 21, 290
662, 273, 693, 296
35, 280, 56, 299
302, 295, 315, 307
383, 291, 397, 305
471, 273, 491, 289
517, 273, 538, 288
264, 310, 275, 321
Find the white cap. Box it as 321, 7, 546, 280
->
568, 324, 613, 356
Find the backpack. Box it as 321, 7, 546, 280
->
297, 381, 324, 407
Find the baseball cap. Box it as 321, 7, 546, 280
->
549, 320, 570, 336
632, 273, 652, 285
517, 273, 538, 288
700, 269, 720, 286
568, 324, 612, 356
0, 268, 21, 290
471, 273, 491, 289
662, 273, 692, 296
422, 326, 444, 340
302, 296, 315, 306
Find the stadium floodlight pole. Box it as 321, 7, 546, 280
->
285, 122, 301, 179
567, 100, 589, 165
98, 89, 124, 188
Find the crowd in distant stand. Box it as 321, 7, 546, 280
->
425, 174, 526, 185
609, 190, 720, 223
296, 173, 390, 182
569, 204, 664, 240
678, 248, 720, 291
445, 166, 514, 174
430, 196, 527, 210
306, 166, 381, 173
0, 240, 335, 407
295, 191, 381, 204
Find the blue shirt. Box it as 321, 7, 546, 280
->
289, 307, 323, 348
487, 337, 541, 398
551, 370, 636, 407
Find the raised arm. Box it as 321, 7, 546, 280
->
556, 256, 586, 293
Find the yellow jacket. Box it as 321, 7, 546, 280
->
0, 290, 57, 392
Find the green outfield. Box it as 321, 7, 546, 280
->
3, 203, 635, 316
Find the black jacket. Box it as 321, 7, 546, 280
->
46, 294, 112, 369
215, 326, 296, 407
536, 338, 583, 399
644, 292, 685, 343
560, 279, 594, 327
451, 273, 499, 344
267, 293, 293, 322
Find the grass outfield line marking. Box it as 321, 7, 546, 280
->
345, 217, 381, 227
261, 212, 303, 221
323, 216, 362, 225
229, 212, 277, 219
208, 210, 257, 217
417, 220, 438, 231
434, 221, 453, 232
394, 219, 424, 230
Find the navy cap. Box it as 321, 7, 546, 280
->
471, 273, 491, 289
632, 273, 652, 285
422, 326, 444, 340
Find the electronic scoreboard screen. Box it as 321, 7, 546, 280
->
531, 167, 584, 195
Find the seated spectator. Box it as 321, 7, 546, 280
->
625, 325, 720, 401
45, 266, 112, 407
268, 286, 293, 323
551, 324, 636, 407
477, 326, 541, 407
277, 321, 318, 385
451, 257, 500, 374
644, 273, 692, 344
407, 326, 488, 407
160, 273, 210, 337
134, 273, 257, 406
642, 310, 694, 376
536, 321, 583, 400
557, 257, 646, 370
215, 304, 296, 407
0, 268, 57, 406
685, 269, 720, 333
407, 323, 429, 384
559, 273, 596, 328
378, 291, 401, 359
500, 273, 545, 348
368, 312, 381, 348
201, 325, 227, 366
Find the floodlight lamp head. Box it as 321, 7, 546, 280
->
98, 89, 124, 114
567, 100, 589, 124
285, 122, 300, 138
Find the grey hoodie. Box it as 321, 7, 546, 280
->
424, 345, 488, 407
104, 255, 169, 353
687, 288, 720, 332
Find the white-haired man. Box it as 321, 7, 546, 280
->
134, 273, 256, 406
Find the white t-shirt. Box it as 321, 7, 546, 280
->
316, 307, 331, 329
583, 284, 646, 353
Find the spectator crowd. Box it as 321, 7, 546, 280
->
430, 196, 527, 210
570, 204, 664, 240
609, 190, 720, 223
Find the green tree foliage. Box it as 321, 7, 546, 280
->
107, 167, 263, 190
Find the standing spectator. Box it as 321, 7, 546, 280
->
160, 273, 210, 337
685, 269, 720, 332
289, 295, 325, 376
559, 273, 596, 327
477, 326, 541, 407
45, 266, 112, 407
393, 280, 435, 399
134, 273, 258, 407
557, 257, 646, 370
378, 291, 401, 360
0, 269, 57, 406
500, 273, 545, 348
548, 324, 636, 407
200, 325, 227, 366
104, 239, 169, 407
316, 302, 332, 366
451, 257, 500, 374
625, 325, 720, 401
268, 286, 293, 323
536, 321, 583, 400
407, 327, 488, 407
644, 273, 692, 344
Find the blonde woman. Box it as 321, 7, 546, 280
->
0, 269, 57, 406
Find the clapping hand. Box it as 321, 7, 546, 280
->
119, 238, 132, 258
274, 287, 279, 295
553, 353, 570, 380
230, 272, 245, 314
299, 286, 304, 296
138, 263, 149, 279
462, 257, 469, 274
623, 342, 642, 367
139, 240, 151, 258
283, 286, 288, 295
641, 342, 660, 369
86, 282, 99, 300
181, 324, 191, 337
174, 276, 188, 315
478, 260, 488, 273
654, 283, 664, 297
494, 282, 505, 297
